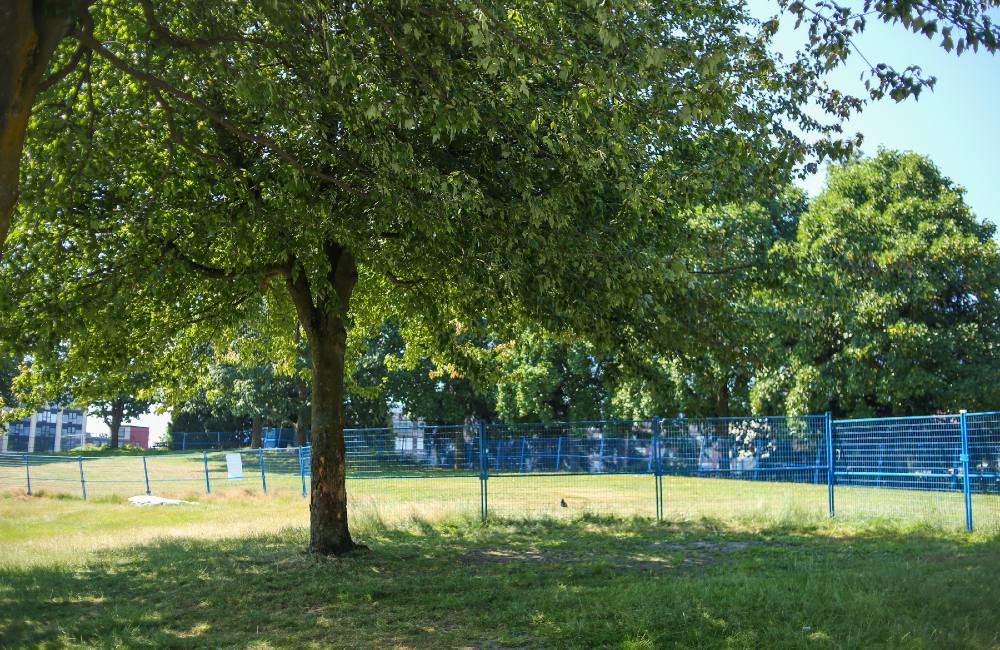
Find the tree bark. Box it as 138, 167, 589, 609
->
295, 375, 310, 446
0, 1, 75, 251
109, 398, 124, 449
250, 414, 264, 448
713, 377, 730, 440
287, 242, 359, 555
715, 380, 730, 419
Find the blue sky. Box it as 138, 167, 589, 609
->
752, 3, 1000, 225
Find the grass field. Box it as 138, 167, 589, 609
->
4, 450, 999, 531
2, 491, 1000, 649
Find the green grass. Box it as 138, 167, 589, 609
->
2, 493, 1000, 648
6, 456, 999, 530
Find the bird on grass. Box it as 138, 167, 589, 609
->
560, 498, 568, 508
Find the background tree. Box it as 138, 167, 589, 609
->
757, 150, 1000, 417
0, 355, 23, 438
666, 190, 805, 417
168, 395, 249, 436
492, 330, 609, 422
89, 392, 153, 449
200, 362, 304, 448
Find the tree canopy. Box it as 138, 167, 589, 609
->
756, 150, 1000, 417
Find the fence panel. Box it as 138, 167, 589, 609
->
966, 411, 1000, 530
259, 447, 306, 495
0, 454, 30, 494
2, 455, 85, 497
343, 425, 482, 524
483, 421, 656, 518
659, 415, 828, 521
832, 415, 966, 527
145, 452, 216, 497
76, 456, 147, 498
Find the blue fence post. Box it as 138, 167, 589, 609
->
259, 447, 267, 495
203, 450, 211, 494
23, 454, 31, 496
519, 436, 527, 472
652, 416, 663, 521
599, 437, 605, 471
298, 445, 307, 497
825, 412, 835, 518
78, 456, 87, 500
217, 431, 222, 449
142, 455, 151, 495
959, 410, 973, 532
555, 436, 562, 471
479, 421, 488, 520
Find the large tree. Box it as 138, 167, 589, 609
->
4, 1, 997, 555
2, 0, 997, 250
759, 150, 1000, 417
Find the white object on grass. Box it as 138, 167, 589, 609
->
128, 495, 195, 506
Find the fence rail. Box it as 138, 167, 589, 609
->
2, 411, 999, 530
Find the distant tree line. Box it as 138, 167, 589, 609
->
162, 151, 1000, 430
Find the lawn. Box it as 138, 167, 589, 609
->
5, 451, 999, 530
2, 492, 999, 649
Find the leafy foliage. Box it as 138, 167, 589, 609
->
757, 150, 1000, 416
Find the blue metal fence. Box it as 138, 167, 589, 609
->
3, 411, 1000, 530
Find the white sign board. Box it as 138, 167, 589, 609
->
225, 453, 243, 480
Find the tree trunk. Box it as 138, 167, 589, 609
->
713, 377, 730, 441
295, 376, 310, 447
0, 1, 75, 251
715, 380, 730, 419
109, 398, 124, 449
286, 242, 359, 555
250, 415, 264, 448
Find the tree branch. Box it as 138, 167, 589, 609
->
161, 239, 290, 282
385, 270, 431, 287
38, 39, 86, 92
138, 0, 289, 51
76, 14, 355, 194
686, 261, 759, 276
285, 257, 319, 333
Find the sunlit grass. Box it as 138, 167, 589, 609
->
4, 459, 999, 532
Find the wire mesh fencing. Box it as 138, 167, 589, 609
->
659, 415, 829, 522
343, 425, 482, 523
483, 420, 657, 519
832, 414, 967, 526
3, 412, 1000, 531
831, 411, 1000, 530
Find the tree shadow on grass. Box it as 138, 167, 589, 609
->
2, 517, 1000, 649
